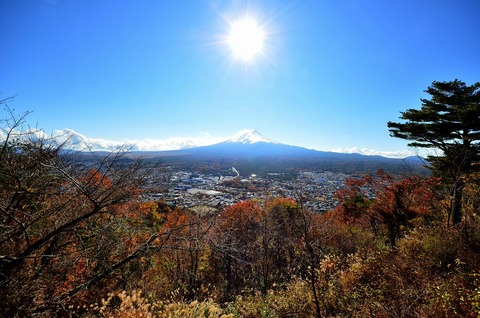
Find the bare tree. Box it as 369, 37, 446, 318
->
0, 104, 172, 316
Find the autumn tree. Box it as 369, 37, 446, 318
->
283, 199, 324, 318
0, 106, 168, 316
153, 205, 215, 300
260, 198, 305, 292
336, 170, 437, 247
209, 201, 262, 301
388, 79, 480, 224
209, 197, 323, 317
459, 172, 480, 253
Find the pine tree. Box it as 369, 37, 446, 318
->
388, 79, 480, 224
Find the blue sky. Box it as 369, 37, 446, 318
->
1, 0, 479, 156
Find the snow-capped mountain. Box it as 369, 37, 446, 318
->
61, 128, 424, 175
227, 129, 278, 145
142, 130, 425, 176
175, 130, 320, 158
7, 127, 416, 159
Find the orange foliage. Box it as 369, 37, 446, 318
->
265, 197, 298, 212
81, 168, 113, 189
335, 170, 439, 246
218, 200, 262, 232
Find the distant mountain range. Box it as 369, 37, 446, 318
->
34, 128, 415, 159
123, 130, 427, 176
128, 130, 421, 161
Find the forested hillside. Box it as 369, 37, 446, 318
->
2, 80, 480, 318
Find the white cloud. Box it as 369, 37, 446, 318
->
0, 127, 223, 151
49, 129, 223, 152
331, 147, 418, 159
2, 127, 417, 158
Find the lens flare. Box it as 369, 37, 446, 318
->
227, 18, 265, 61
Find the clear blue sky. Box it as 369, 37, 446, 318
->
1, 0, 479, 155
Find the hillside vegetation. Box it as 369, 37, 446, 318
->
2, 79, 480, 317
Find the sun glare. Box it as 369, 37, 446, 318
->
227, 18, 265, 62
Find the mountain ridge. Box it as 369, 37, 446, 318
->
122, 129, 423, 162
73, 129, 427, 176
20, 128, 415, 159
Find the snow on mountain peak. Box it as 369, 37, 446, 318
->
228, 129, 278, 144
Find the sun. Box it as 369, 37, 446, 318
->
227, 18, 265, 62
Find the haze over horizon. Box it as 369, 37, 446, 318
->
1, 1, 479, 157
0, 127, 417, 159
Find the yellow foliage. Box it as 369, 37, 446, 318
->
81, 290, 230, 318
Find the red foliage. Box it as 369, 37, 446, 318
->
335, 170, 439, 246
81, 168, 112, 189
218, 201, 262, 233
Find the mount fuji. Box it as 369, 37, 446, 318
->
174, 129, 320, 158
119, 129, 425, 175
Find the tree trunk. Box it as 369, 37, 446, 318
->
309, 259, 322, 318
225, 254, 232, 301
387, 223, 398, 247
451, 181, 464, 225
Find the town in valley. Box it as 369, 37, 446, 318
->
142, 166, 350, 213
